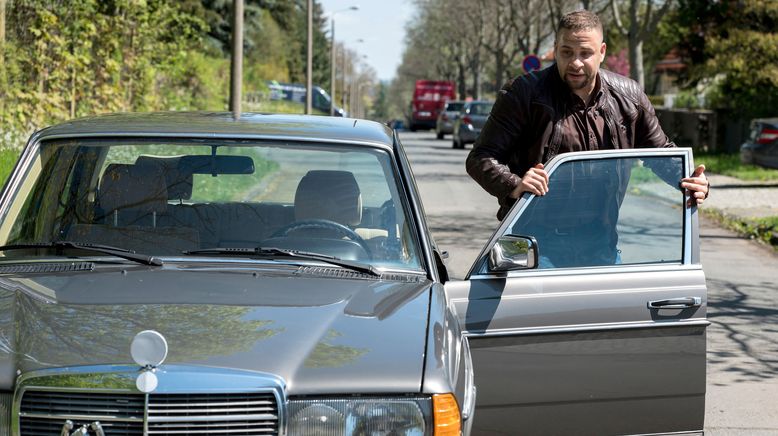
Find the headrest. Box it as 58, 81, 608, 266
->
99, 163, 168, 214
294, 170, 362, 226
135, 156, 194, 200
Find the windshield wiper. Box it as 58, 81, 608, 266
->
184, 246, 381, 277
0, 241, 163, 266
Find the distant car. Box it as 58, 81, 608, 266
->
452, 100, 493, 149
435, 100, 465, 139
741, 118, 778, 169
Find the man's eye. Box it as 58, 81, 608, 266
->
581, 51, 594, 58
561, 50, 572, 57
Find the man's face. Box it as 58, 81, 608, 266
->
554, 27, 606, 93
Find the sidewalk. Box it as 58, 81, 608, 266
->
705, 174, 778, 220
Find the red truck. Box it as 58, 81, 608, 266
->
408, 80, 456, 131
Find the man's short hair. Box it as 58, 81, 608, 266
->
556, 10, 603, 39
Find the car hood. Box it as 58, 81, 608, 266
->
0, 262, 433, 395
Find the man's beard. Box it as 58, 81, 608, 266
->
564, 71, 593, 90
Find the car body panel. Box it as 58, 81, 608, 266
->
0, 264, 433, 395
453, 101, 493, 148
741, 118, 778, 169
446, 148, 708, 434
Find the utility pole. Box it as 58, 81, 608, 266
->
229, 0, 244, 120
329, 6, 358, 116
305, 0, 313, 114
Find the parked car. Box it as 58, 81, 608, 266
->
435, 100, 465, 139
0, 112, 707, 435
452, 100, 493, 149
741, 118, 778, 169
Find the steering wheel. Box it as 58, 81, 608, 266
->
271, 219, 372, 256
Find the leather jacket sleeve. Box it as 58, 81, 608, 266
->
635, 90, 675, 149
465, 83, 524, 206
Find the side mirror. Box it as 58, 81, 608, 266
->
489, 235, 538, 271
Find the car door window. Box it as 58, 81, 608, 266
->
509, 156, 684, 269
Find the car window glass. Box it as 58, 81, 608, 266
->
447, 103, 464, 112
508, 156, 684, 269
2, 139, 422, 271
469, 104, 493, 115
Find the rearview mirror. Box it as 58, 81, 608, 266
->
136, 155, 255, 176
489, 235, 538, 271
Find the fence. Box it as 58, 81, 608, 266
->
655, 108, 751, 154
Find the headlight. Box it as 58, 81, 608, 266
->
288, 396, 432, 436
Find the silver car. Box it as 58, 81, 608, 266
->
452, 101, 493, 149
0, 112, 707, 435
435, 100, 465, 139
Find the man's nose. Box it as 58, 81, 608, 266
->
571, 57, 585, 68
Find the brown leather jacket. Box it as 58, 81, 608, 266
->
466, 66, 674, 220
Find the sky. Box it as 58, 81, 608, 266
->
318, 0, 416, 82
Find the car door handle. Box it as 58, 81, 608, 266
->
647, 297, 702, 309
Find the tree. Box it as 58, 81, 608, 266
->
671, 0, 778, 119
609, 0, 675, 89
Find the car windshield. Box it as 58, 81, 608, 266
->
469, 103, 493, 115
446, 103, 464, 112
0, 138, 423, 271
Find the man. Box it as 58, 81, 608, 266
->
466, 10, 709, 223
466, 10, 709, 268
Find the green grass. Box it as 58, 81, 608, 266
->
702, 209, 778, 250
695, 152, 778, 181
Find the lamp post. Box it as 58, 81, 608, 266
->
329, 6, 358, 116
305, 0, 313, 114
229, 0, 244, 120
342, 38, 364, 115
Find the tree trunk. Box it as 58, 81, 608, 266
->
458, 51, 467, 100
628, 37, 644, 89
494, 54, 504, 91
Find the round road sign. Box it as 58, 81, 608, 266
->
522, 55, 542, 74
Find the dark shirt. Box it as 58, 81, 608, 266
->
559, 76, 611, 153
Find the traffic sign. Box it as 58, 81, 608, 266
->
522, 54, 542, 74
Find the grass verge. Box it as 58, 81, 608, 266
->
695, 152, 778, 181
702, 208, 778, 250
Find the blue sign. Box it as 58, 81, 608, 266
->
522, 54, 542, 74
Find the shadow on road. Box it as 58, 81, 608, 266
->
706, 276, 778, 386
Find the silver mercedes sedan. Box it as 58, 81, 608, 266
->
0, 112, 707, 435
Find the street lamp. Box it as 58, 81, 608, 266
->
342, 39, 364, 115
329, 6, 358, 116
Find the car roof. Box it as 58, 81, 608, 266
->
33, 112, 395, 147
466, 100, 494, 105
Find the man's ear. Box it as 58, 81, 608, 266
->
600, 41, 607, 57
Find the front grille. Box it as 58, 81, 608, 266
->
19, 391, 279, 435
148, 393, 279, 435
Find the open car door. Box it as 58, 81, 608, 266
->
446, 148, 708, 435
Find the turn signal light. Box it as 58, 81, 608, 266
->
433, 393, 461, 436
462, 115, 473, 125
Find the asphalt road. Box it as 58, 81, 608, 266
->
398, 130, 778, 435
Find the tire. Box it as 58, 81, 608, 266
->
436, 131, 444, 140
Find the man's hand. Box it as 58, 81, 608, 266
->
510, 163, 549, 198
681, 164, 709, 207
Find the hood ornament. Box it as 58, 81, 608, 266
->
60, 420, 105, 436
130, 330, 168, 393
